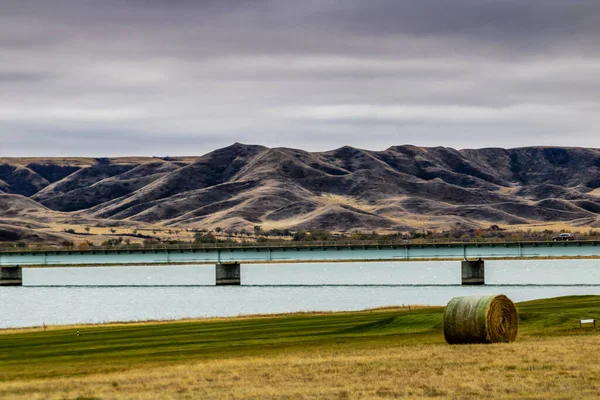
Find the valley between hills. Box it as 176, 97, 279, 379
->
1, 143, 600, 245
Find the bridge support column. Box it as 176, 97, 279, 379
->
0, 266, 22, 286
461, 259, 484, 285
216, 262, 240, 285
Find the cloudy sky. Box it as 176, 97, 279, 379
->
1, 0, 599, 156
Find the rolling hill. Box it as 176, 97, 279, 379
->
1, 144, 600, 242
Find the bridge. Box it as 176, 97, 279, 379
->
1, 239, 599, 266
1, 239, 599, 286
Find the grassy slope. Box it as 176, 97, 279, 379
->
0, 307, 443, 381
1, 296, 600, 399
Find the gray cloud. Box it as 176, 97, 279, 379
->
1, 0, 599, 156
0, 71, 53, 83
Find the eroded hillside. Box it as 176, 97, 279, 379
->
1, 144, 600, 242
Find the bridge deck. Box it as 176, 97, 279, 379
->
0, 240, 599, 267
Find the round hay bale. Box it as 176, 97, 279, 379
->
443, 294, 518, 344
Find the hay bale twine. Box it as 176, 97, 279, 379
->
443, 294, 518, 344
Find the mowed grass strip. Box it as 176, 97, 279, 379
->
0, 307, 443, 381
1, 296, 600, 399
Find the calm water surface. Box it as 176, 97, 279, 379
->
2, 260, 600, 329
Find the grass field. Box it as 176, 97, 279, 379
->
1, 296, 600, 399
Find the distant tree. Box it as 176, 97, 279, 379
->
292, 230, 307, 241
110, 228, 116, 234
143, 238, 159, 248
61, 240, 74, 248
84, 227, 90, 234
461, 232, 474, 240
350, 232, 362, 240
215, 227, 222, 233
311, 230, 332, 241
194, 231, 217, 244
253, 225, 262, 236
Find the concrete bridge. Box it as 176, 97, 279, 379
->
1, 240, 599, 286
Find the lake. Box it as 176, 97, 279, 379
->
2, 259, 600, 329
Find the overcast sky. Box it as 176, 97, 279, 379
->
2, 0, 600, 156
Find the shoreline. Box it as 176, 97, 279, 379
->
3, 295, 600, 399
0, 304, 430, 334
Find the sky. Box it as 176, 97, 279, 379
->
1, 0, 600, 156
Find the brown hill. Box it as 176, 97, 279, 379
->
1, 144, 600, 241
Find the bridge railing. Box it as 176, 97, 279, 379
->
1, 236, 599, 254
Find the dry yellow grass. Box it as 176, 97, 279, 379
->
497, 186, 519, 195
2, 200, 598, 247
62, 225, 195, 242
0, 157, 98, 167
2, 335, 600, 399
3, 298, 600, 399
499, 221, 592, 232
0, 157, 198, 167
316, 194, 377, 212
19, 219, 197, 245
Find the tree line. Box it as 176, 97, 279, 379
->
2, 224, 600, 250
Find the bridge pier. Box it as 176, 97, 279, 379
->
461, 259, 484, 285
216, 262, 241, 285
0, 265, 22, 286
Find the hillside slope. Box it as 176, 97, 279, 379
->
1, 144, 600, 237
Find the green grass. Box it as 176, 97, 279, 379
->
1, 295, 600, 383
517, 295, 600, 334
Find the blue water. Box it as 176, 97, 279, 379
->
2, 285, 600, 329
1, 260, 599, 329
